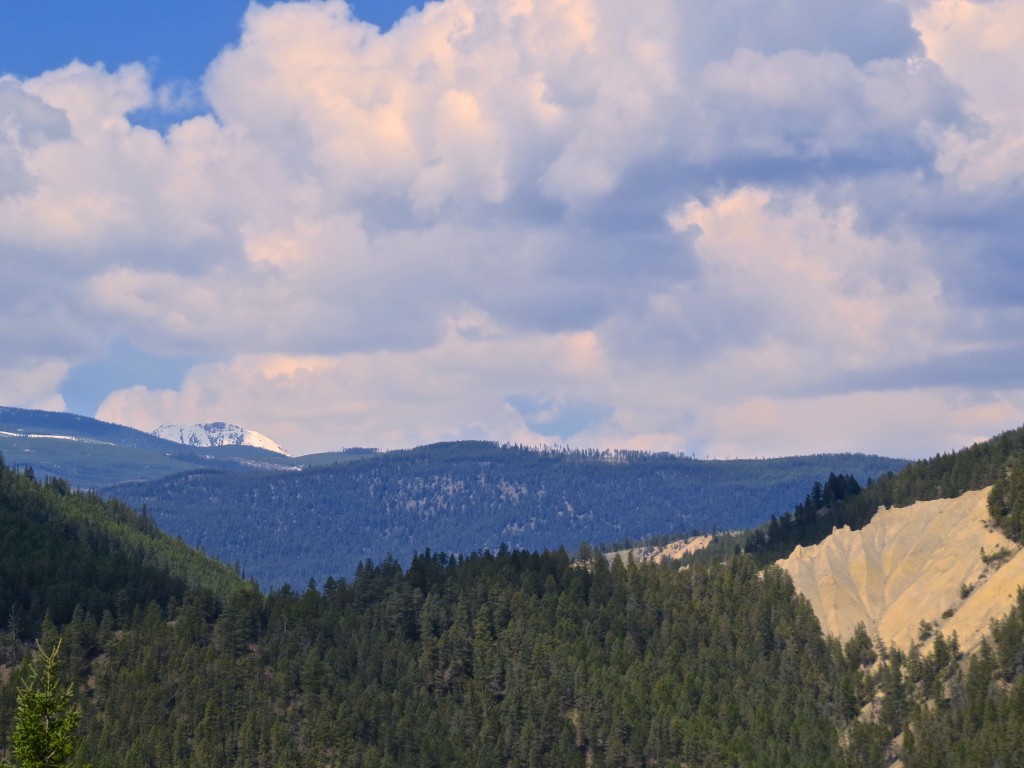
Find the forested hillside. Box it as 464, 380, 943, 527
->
25, 552, 852, 767
0, 451, 243, 639
5, 443, 1024, 766
722, 423, 1024, 565
6, 532, 1024, 767
104, 441, 904, 586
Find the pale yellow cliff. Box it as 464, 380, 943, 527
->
607, 535, 713, 565
778, 488, 1024, 652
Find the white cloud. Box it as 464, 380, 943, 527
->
0, 360, 69, 412
4, 0, 1024, 457
693, 49, 960, 163
667, 187, 947, 371
96, 320, 611, 452
909, 0, 1024, 190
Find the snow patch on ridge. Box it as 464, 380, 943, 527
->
0, 430, 114, 445
152, 422, 291, 456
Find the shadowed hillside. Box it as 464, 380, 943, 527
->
103, 441, 904, 586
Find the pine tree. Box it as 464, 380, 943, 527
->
1, 641, 86, 768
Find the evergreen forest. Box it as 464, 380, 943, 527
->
103, 441, 903, 586
718, 422, 1024, 565
4, 425, 1024, 765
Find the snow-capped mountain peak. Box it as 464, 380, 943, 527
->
152, 422, 291, 456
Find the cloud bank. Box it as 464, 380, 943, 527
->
2, 0, 1023, 458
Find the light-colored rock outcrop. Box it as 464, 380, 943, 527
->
608, 535, 713, 565
779, 489, 1024, 652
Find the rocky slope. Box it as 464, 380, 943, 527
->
778, 488, 1024, 652
607, 535, 713, 564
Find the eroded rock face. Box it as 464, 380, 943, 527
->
779, 488, 1024, 652
607, 535, 713, 565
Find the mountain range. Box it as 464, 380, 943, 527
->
0, 405, 905, 587
0, 406, 341, 488
3, 419, 1024, 765
102, 441, 905, 587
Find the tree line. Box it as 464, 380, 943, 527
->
104, 441, 903, 586
5, 426, 1024, 765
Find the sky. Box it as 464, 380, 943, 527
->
1, 0, 1023, 459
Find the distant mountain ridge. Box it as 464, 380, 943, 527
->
0, 405, 909, 589
0, 406, 181, 451
6, 423, 1024, 766
103, 441, 907, 587
153, 422, 291, 456
0, 406, 299, 487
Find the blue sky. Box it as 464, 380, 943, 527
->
0, 1, 424, 132
1, 0, 423, 417
2, 0, 1024, 458
0, 2, 422, 81
1, 0, 424, 417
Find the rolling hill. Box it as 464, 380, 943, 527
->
0, 406, 304, 488
0, 453, 245, 638
4, 425, 1024, 766
102, 441, 905, 586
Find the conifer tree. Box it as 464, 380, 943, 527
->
1, 641, 84, 768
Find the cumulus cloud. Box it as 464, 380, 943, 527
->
97, 319, 613, 451
0, 79, 70, 198
3, 0, 1024, 457
0, 360, 68, 413
665, 187, 946, 373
